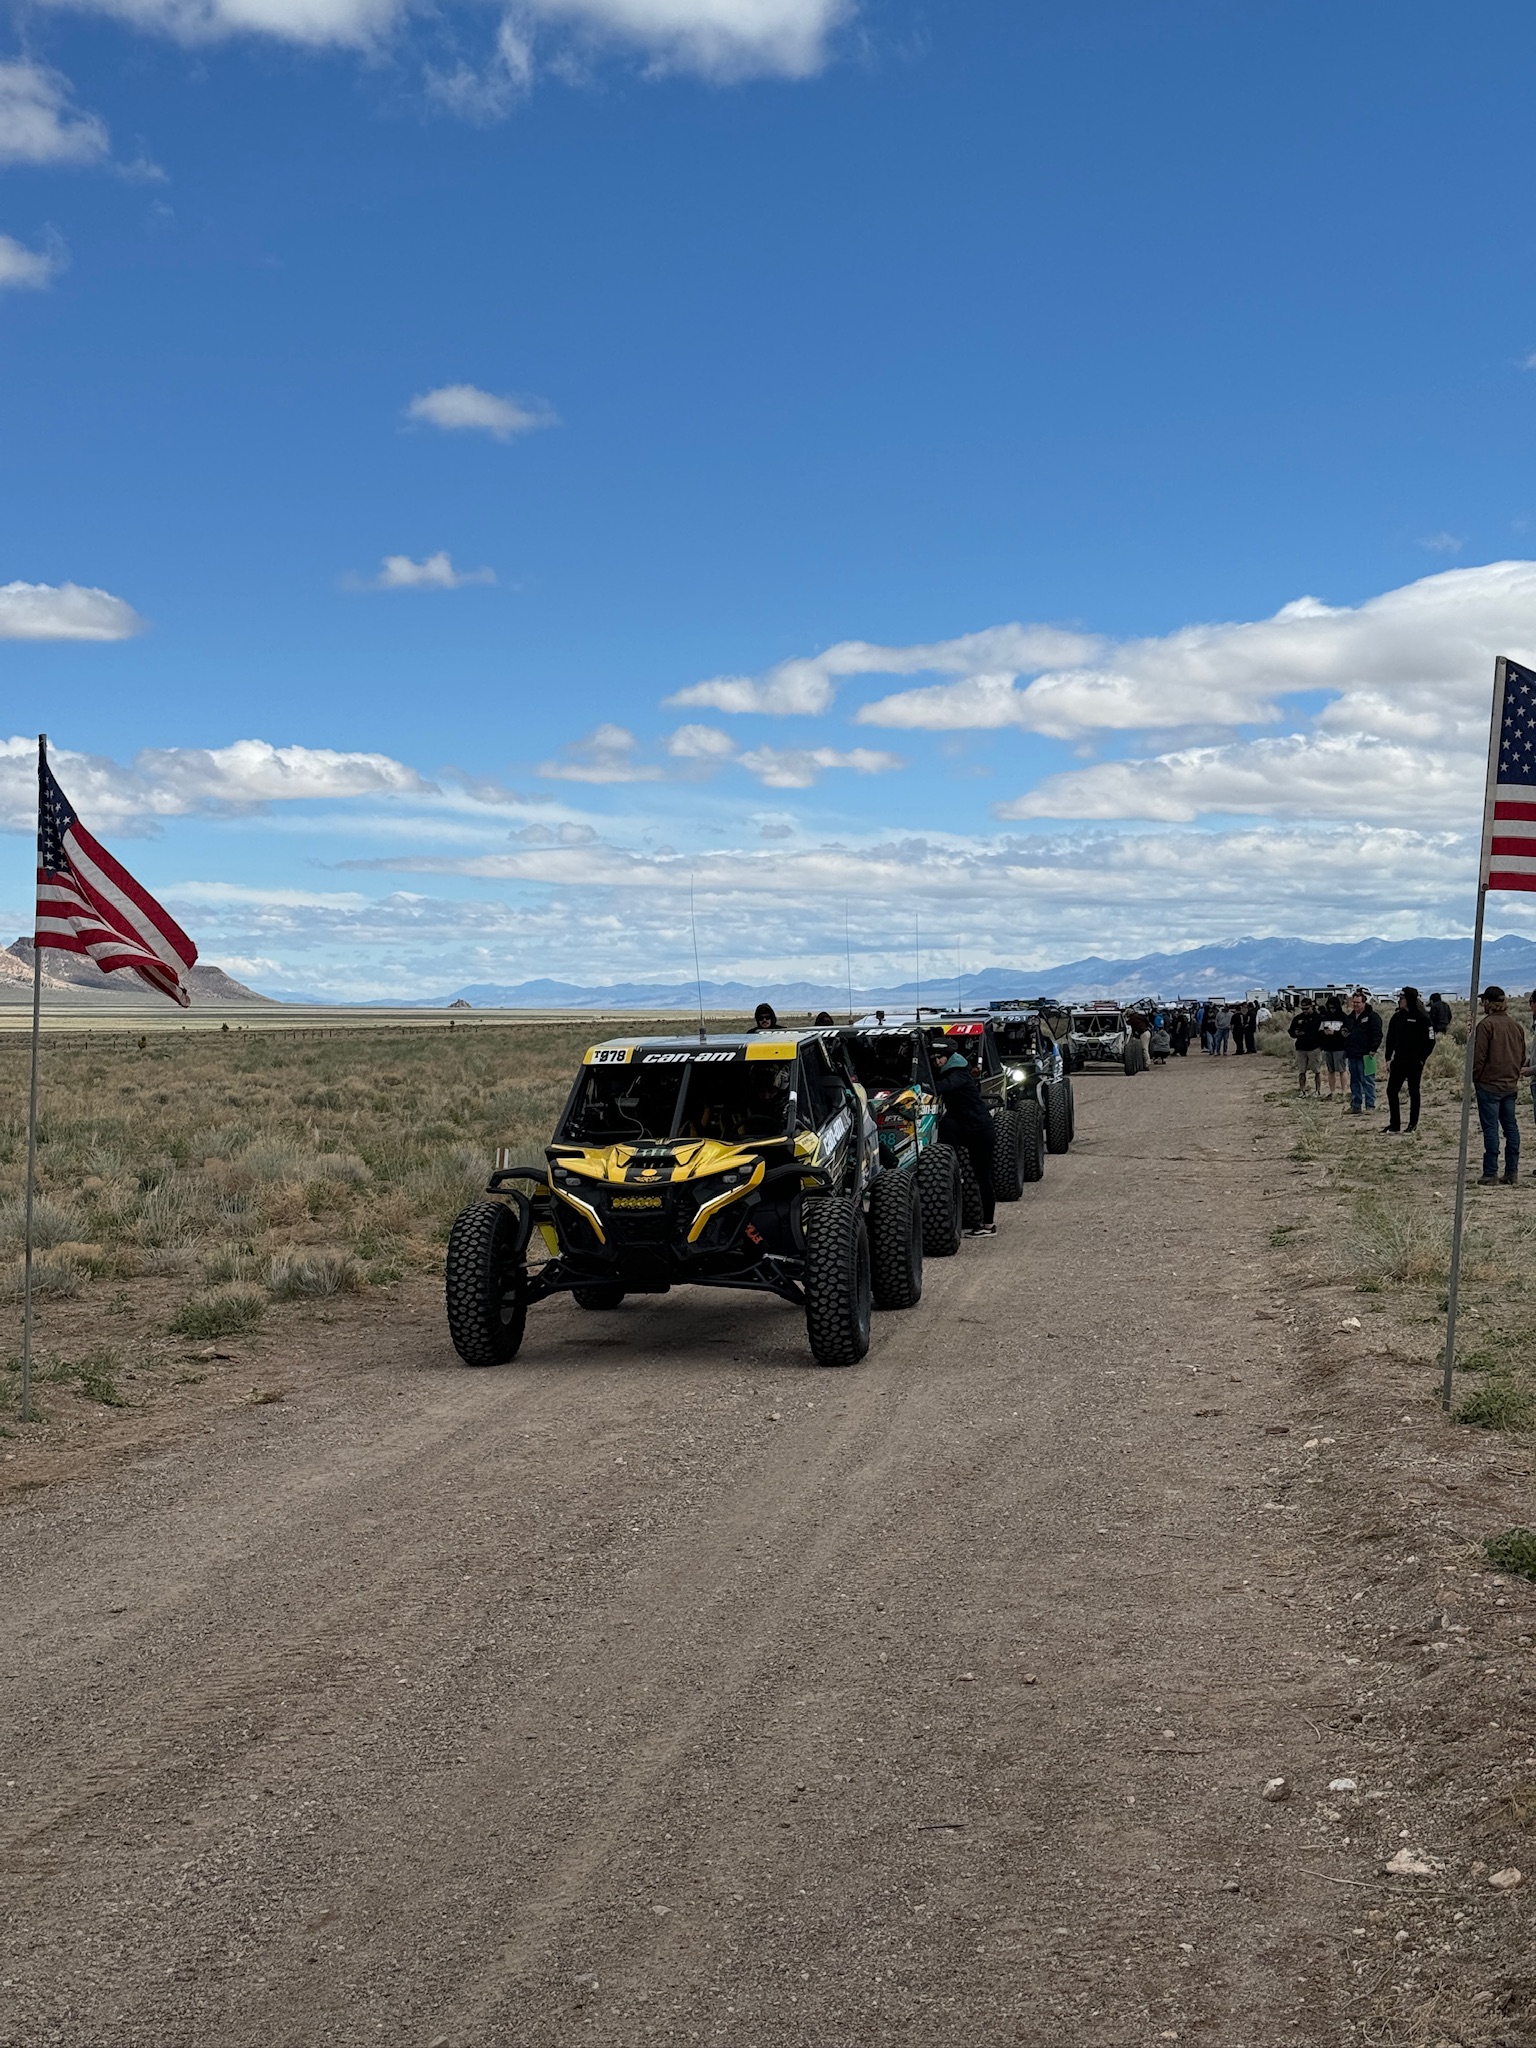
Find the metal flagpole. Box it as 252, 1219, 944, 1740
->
1442, 659, 1508, 1411
20, 733, 47, 1425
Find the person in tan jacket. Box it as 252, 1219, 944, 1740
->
1473, 985, 1527, 1184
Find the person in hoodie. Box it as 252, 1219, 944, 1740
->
1339, 988, 1382, 1114
1472, 984, 1526, 1185
1383, 986, 1434, 1135
936, 1048, 997, 1235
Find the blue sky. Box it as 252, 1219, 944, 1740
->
6, 0, 1536, 996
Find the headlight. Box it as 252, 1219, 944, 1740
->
1007, 1066, 1027, 1083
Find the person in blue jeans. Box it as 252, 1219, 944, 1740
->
1473, 985, 1526, 1184
1340, 989, 1381, 1113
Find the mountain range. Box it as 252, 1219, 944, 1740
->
256, 935, 1536, 1009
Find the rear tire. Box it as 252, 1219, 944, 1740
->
803, 1196, 872, 1367
916, 1143, 964, 1258
1123, 1045, 1138, 1076
1018, 1097, 1045, 1182
445, 1201, 527, 1367
957, 1148, 987, 1233
1044, 1079, 1072, 1153
868, 1169, 923, 1310
572, 1283, 625, 1310
1067, 1079, 1076, 1142
992, 1109, 1026, 1202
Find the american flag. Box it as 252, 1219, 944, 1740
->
1487, 658, 1536, 893
36, 757, 198, 1006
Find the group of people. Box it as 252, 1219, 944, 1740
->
1286, 985, 1451, 1128
1197, 1000, 1260, 1055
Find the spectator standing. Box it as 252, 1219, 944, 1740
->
1383, 986, 1434, 1135
1340, 989, 1382, 1114
936, 1050, 997, 1235
1472, 985, 1526, 1184
1242, 1002, 1258, 1055
1288, 997, 1324, 1096
1317, 994, 1348, 1099
1170, 1009, 1190, 1058
1211, 1003, 1232, 1056
1428, 991, 1453, 1037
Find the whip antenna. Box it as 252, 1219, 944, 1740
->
845, 899, 854, 1023
915, 911, 921, 1020
690, 872, 706, 1042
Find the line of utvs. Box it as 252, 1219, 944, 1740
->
445, 1005, 1081, 1373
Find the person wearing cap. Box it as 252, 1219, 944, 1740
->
935, 1047, 997, 1235
1472, 985, 1526, 1185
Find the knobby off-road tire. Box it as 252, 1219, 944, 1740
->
803, 1195, 873, 1367
1018, 1097, 1045, 1182
1123, 1044, 1140, 1076
572, 1283, 626, 1310
868, 1168, 923, 1310
1067, 1078, 1077, 1142
992, 1109, 1027, 1202
916, 1142, 964, 1258
957, 1148, 987, 1234
445, 1201, 527, 1367
1044, 1078, 1073, 1154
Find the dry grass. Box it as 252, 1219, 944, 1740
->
1265, 1000, 1536, 1432
0, 1015, 716, 1418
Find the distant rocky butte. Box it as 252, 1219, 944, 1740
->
4, 939, 276, 1006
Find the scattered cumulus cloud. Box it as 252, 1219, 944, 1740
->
405, 383, 558, 439
665, 723, 739, 761
0, 580, 142, 639
667, 626, 1099, 718
0, 233, 65, 292
736, 744, 902, 789
517, 0, 850, 79
0, 61, 109, 166
0, 736, 433, 833
538, 724, 664, 784
359, 551, 495, 590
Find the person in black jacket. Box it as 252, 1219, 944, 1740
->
1428, 991, 1452, 1036
1383, 986, 1434, 1134
936, 1050, 996, 1235
1288, 998, 1325, 1095
1339, 989, 1383, 1114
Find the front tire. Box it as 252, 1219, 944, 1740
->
446, 1201, 527, 1367
1044, 1079, 1072, 1154
803, 1195, 873, 1367
868, 1169, 923, 1310
992, 1108, 1027, 1201
1018, 1097, 1045, 1183
916, 1142, 964, 1258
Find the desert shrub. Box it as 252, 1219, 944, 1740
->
1484, 1528, 1536, 1580
0, 1194, 82, 1250
169, 1284, 267, 1338
265, 1250, 365, 1300
0, 1252, 83, 1301
1455, 1375, 1535, 1432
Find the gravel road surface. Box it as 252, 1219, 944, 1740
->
4, 1058, 1357, 2045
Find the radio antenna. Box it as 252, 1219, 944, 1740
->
690, 872, 706, 1043
914, 911, 921, 1020
845, 899, 854, 1023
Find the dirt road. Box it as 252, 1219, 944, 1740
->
2, 1057, 1527, 2046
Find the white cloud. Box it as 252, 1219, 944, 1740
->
736, 744, 902, 789
1419, 532, 1463, 555
667, 624, 1099, 718
519, 0, 849, 78
0, 736, 433, 833
0, 580, 141, 639
1001, 733, 1480, 826
38, 0, 401, 47
0, 62, 110, 166
405, 383, 558, 439
854, 564, 1536, 740
537, 724, 663, 784
364, 551, 495, 590
666, 723, 738, 760
0, 234, 65, 292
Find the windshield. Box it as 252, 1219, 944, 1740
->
842, 1032, 918, 1096
1072, 1012, 1119, 1035
559, 1058, 794, 1145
